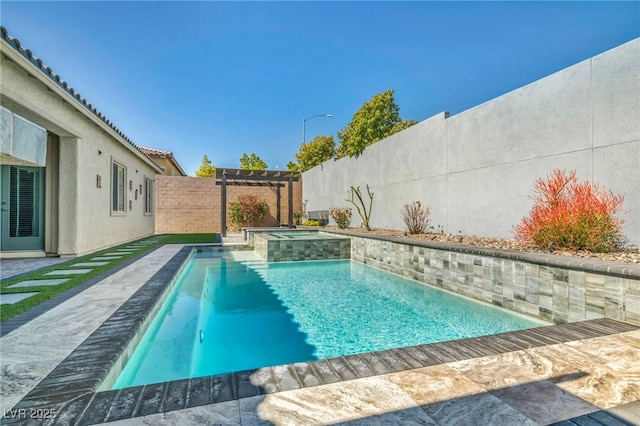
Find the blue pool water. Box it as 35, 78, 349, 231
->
113, 251, 547, 389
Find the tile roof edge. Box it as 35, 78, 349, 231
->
0, 26, 161, 172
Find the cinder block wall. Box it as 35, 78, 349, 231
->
303, 38, 640, 246
155, 175, 302, 234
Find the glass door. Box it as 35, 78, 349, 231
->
0, 165, 45, 251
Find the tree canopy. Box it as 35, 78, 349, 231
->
286, 161, 300, 172
239, 153, 268, 170
194, 154, 216, 177
335, 89, 417, 159
295, 135, 336, 172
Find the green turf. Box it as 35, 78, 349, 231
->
161, 233, 219, 244
0, 233, 218, 322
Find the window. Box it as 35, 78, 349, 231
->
144, 177, 153, 215
112, 161, 126, 213
1, 106, 47, 167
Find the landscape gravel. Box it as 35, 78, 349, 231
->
328, 227, 640, 265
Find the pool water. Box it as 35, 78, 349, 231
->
113, 251, 547, 389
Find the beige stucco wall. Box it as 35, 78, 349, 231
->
1, 43, 161, 256
151, 157, 185, 176
155, 175, 302, 234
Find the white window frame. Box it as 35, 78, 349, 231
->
144, 176, 153, 216
111, 159, 127, 215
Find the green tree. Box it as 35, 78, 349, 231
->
286, 161, 300, 172
195, 154, 216, 177
295, 135, 335, 172
335, 89, 417, 159
239, 153, 268, 170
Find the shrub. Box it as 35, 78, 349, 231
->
401, 201, 432, 234
329, 207, 352, 229
514, 169, 626, 252
303, 219, 319, 226
228, 194, 267, 230
293, 211, 303, 225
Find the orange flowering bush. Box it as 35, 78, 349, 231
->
514, 169, 627, 252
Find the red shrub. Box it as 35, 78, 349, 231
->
229, 194, 267, 230
514, 169, 626, 252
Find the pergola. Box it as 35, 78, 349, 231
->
215, 168, 300, 237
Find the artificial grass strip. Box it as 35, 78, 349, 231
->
0, 233, 218, 322
161, 233, 219, 244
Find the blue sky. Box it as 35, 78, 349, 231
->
2, 2, 638, 175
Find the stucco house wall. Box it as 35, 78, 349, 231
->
303, 38, 640, 247
1, 29, 163, 257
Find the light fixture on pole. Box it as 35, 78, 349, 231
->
303, 114, 333, 144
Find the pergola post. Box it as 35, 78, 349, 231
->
276, 185, 281, 226
288, 175, 293, 228
221, 173, 227, 237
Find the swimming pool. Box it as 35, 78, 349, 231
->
112, 250, 547, 389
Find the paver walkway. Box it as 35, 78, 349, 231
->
0, 257, 70, 280
0, 245, 183, 414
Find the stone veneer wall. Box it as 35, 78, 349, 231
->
330, 232, 639, 326
254, 233, 351, 262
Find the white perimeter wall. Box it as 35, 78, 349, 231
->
303, 38, 640, 247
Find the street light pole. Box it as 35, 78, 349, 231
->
303, 114, 333, 144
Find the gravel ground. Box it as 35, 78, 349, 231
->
327, 227, 640, 265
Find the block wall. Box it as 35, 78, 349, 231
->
154, 175, 302, 234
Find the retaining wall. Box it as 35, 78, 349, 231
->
303, 38, 640, 247
328, 231, 640, 326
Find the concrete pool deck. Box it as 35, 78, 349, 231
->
0, 244, 638, 425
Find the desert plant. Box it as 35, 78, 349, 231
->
228, 194, 267, 230
292, 211, 303, 225
346, 185, 374, 231
329, 207, 352, 229
514, 169, 627, 252
401, 201, 432, 234
303, 219, 319, 226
